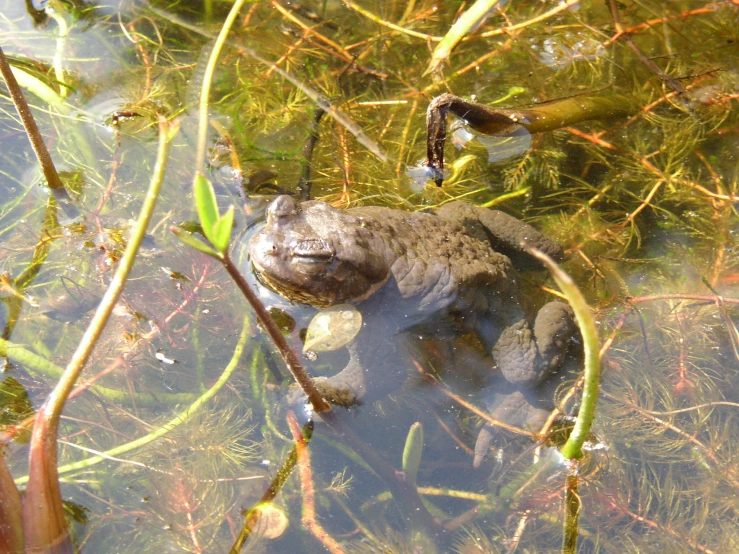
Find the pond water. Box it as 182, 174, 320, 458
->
2, 1, 739, 552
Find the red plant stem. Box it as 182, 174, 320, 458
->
287, 413, 346, 554
164, 263, 212, 325
598, 494, 715, 554
603, 2, 732, 47
628, 293, 739, 305
22, 404, 74, 553
0, 456, 24, 553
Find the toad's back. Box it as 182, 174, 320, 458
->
346, 205, 520, 315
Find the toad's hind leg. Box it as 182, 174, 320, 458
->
477, 301, 577, 385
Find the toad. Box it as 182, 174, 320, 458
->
248, 195, 578, 422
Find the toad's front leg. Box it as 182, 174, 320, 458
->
287, 331, 409, 409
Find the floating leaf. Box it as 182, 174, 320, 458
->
251, 503, 288, 539
303, 304, 362, 353
268, 307, 296, 334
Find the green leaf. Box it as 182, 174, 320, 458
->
194, 173, 219, 243
210, 206, 234, 254
402, 422, 424, 488
171, 226, 220, 258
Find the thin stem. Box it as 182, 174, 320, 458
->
0, 45, 68, 200
525, 247, 601, 460
425, 0, 501, 76
195, 0, 249, 171
48, 0, 71, 99
21, 118, 177, 550
297, 108, 326, 201
220, 253, 331, 413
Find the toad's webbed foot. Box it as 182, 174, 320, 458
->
286, 355, 367, 410
494, 301, 577, 385
473, 390, 551, 468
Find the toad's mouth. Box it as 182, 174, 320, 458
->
290, 238, 334, 263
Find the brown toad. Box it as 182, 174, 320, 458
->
248, 195, 577, 415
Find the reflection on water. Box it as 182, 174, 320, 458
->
452, 123, 533, 163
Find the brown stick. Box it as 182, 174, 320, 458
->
0, 45, 70, 203
221, 252, 332, 413
424, 93, 638, 186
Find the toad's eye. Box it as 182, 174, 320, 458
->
291, 239, 334, 263
267, 195, 299, 222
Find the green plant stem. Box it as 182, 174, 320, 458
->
48, 0, 71, 99
524, 247, 601, 460
220, 252, 331, 413
0, 45, 68, 198
21, 118, 177, 551
7, 66, 66, 108
14, 316, 251, 486
0, 339, 198, 409
194, 0, 248, 172
425, 0, 501, 77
